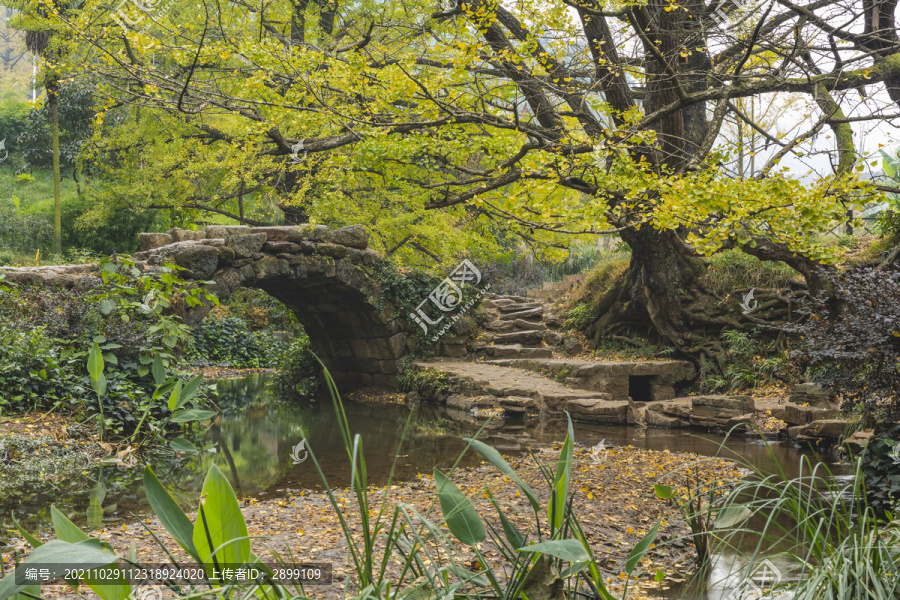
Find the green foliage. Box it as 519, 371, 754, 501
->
397, 361, 449, 397
860, 423, 900, 513
214, 288, 301, 332
702, 330, 789, 392
0, 205, 54, 255
190, 316, 288, 369
566, 302, 599, 329
269, 332, 320, 400
702, 249, 799, 299
16, 81, 95, 175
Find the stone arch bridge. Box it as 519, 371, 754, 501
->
1, 224, 451, 390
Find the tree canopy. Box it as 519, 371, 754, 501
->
6, 0, 900, 350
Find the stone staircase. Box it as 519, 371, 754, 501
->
526, 273, 587, 302
416, 293, 695, 424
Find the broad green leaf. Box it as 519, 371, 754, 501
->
151, 355, 166, 386
87, 343, 104, 382
167, 380, 183, 412
433, 468, 485, 546
625, 520, 661, 574
0, 540, 120, 600
549, 414, 574, 532
152, 379, 177, 400
171, 409, 217, 423
517, 539, 589, 562
487, 492, 524, 549
192, 463, 251, 570
143, 467, 199, 561
99, 299, 116, 315
654, 484, 674, 499
464, 438, 539, 510
713, 506, 752, 529
180, 375, 204, 406
87, 500, 104, 530
170, 437, 199, 454
49, 507, 130, 600
11, 517, 41, 549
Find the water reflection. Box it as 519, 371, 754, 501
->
1, 373, 852, 600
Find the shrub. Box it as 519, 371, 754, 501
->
191, 316, 288, 368
397, 361, 449, 397
0, 206, 54, 254
269, 333, 320, 399
787, 267, 900, 426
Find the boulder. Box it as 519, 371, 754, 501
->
169, 228, 205, 242
331, 224, 369, 249
562, 336, 583, 355
138, 232, 173, 252
173, 245, 220, 279
206, 225, 251, 239
844, 431, 874, 455
225, 233, 268, 258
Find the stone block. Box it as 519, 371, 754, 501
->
789, 383, 836, 407
691, 395, 755, 414
316, 243, 348, 258
263, 241, 305, 253
565, 399, 629, 424
498, 302, 542, 313
802, 419, 849, 439
168, 228, 205, 242
499, 307, 543, 321
139, 232, 173, 251
783, 403, 838, 426
389, 333, 406, 357
252, 256, 290, 279
249, 226, 306, 243
646, 410, 688, 428
206, 225, 250, 239
225, 233, 268, 258
217, 245, 236, 267
562, 336, 583, 355
173, 245, 219, 280
331, 224, 368, 249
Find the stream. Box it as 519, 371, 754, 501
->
1, 373, 853, 598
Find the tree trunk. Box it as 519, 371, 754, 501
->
590, 227, 707, 353
49, 77, 62, 256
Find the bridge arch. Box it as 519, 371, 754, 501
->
136, 224, 407, 390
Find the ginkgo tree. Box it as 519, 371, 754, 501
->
14, 0, 900, 358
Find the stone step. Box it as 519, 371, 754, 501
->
498, 302, 543, 313
513, 319, 545, 330
484, 345, 553, 359
484, 357, 693, 401
415, 359, 610, 414
492, 330, 545, 344
499, 307, 544, 321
